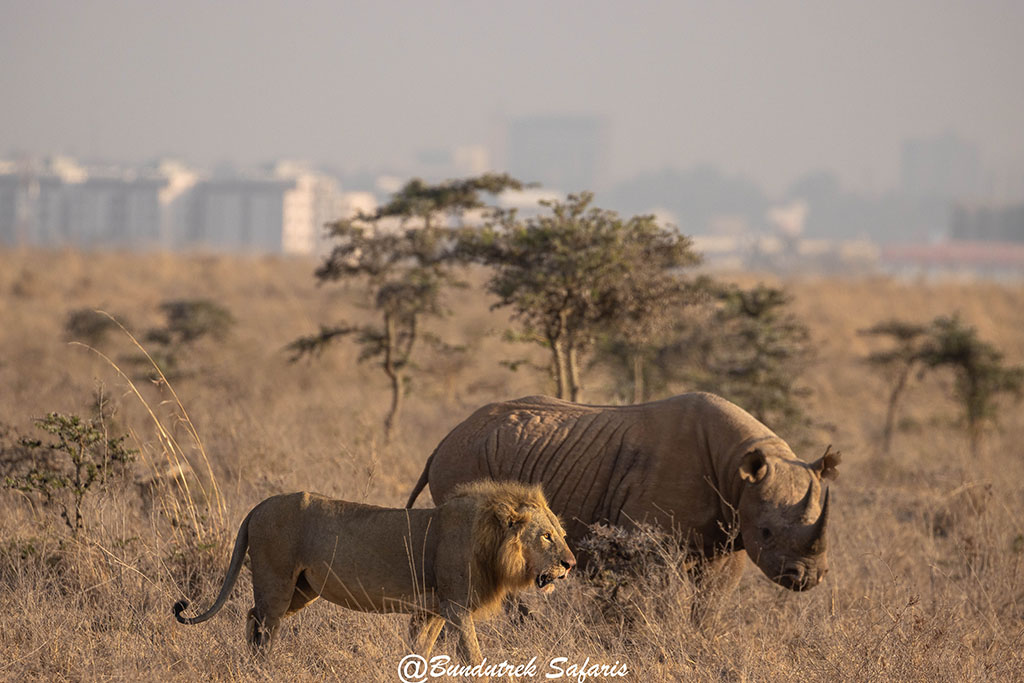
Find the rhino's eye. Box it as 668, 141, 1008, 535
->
760, 527, 773, 542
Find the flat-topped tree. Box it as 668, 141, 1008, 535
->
690, 283, 814, 436
463, 192, 699, 402
289, 174, 524, 439
859, 319, 929, 456
596, 272, 707, 404
918, 314, 1023, 457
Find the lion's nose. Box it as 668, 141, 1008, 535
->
561, 557, 576, 571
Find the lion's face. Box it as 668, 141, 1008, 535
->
515, 505, 576, 593
464, 480, 577, 600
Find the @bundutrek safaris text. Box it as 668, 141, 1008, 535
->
397, 654, 629, 682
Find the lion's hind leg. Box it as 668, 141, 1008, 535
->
409, 611, 445, 658
286, 571, 319, 616
246, 565, 302, 653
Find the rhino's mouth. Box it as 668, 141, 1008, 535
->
777, 573, 812, 591
775, 564, 824, 592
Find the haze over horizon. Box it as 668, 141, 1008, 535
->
2, 0, 1023, 198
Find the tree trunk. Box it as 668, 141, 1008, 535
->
567, 342, 582, 403
631, 351, 645, 404
382, 312, 401, 441
882, 367, 910, 456
550, 338, 570, 400
384, 368, 403, 442
967, 417, 981, 459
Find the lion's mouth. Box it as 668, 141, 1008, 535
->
535, 570, 568, 592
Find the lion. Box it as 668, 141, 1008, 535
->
173, 480, 576, 664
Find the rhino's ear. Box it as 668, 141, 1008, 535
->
739, 449, 768, 484
812, 446, 842, 481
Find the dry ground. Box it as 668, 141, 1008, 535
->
1, 248, 1022, 681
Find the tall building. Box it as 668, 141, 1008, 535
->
951, 201, 1024, 243
26, 156, 87, 246
184, 176, 295, 251
0, 156, 347, 253
70, 173, 165, 247
506, 115, 606, 192
0, 161, 21, 244
156, 160, 198, 247
273, 161, 345, 254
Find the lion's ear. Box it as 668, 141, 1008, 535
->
494, 503, 525, 529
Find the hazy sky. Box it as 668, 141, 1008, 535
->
2, 0, 1022, 194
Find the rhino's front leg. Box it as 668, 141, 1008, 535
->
689, 551, 745, 627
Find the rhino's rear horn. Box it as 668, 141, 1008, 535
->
807, 488, 830, 555
798, 478, 816, 522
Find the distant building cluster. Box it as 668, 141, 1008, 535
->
950, 201, 1024, 243
0, 157, 372, 254
2, 124, 1021, 279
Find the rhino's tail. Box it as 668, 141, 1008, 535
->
405, 447, 437, 509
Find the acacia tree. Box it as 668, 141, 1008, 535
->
463, 192, 699, 402
594, 275, 708, 403
689, 284, 813, 434
290, 174, 523, 438
859, 319, 929, 455
2, 393, 135, 536
918, 314, 1023, 457
124, 299, 235, 381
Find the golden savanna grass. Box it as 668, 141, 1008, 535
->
1, 248, 1023, 680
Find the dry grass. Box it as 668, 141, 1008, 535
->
1, 248, 1023, 681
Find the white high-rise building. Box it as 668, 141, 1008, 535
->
184, 175, 294, 251
0, 160, 22, 244
273, 161, 345, 255
0, 156, 354, 253
71, 172, 165, 247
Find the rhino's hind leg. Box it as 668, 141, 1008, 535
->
690, 552, 745, 628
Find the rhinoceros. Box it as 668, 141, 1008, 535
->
406, 392, 839, 611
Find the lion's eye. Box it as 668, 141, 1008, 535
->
543, 533, 553, 542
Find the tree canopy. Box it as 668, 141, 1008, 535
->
462, 192, 699, 401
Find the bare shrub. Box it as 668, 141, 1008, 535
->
577, 523, 694, 630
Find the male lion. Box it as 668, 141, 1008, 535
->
173, 480, 575, 664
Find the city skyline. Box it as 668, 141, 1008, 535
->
2, 0, 1023, 198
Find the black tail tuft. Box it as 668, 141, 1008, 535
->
173, 599, 191, 623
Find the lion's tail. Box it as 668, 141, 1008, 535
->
173, 507, 254, 625
405, 447, 437, 509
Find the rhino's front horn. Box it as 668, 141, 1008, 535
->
807, 487, 830, 555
